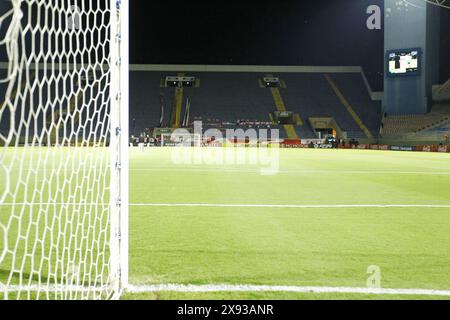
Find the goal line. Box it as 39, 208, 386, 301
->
1, 203, 450, 209
130, 203, 450, 209
127, 284, 450, 297
4, 284, 450, 297
0, 202, 450, 209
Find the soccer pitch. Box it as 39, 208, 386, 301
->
124, 147, 450, 300
1, 147, 450, 300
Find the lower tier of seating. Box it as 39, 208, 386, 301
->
381, 105, 450, 136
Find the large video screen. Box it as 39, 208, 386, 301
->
387, 48, 421, 77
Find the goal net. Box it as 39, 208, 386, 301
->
0, 0, 129, 300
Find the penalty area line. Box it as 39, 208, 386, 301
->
126, 284, 450, 297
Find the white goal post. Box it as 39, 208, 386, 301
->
0, 0, 129, 300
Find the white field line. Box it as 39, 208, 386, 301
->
126, 284, 450, 297
3, 284, 450, 297
130, 203, 450, 209
130, 168, 450, 175
1, 203, 450, 209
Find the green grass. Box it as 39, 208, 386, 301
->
1, 147, 450, 299
130, 207, 450, 289
128, 148, 450, 299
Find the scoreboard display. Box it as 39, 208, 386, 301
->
387, 48, 421, 77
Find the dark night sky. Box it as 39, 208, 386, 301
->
130, 0, 450, 91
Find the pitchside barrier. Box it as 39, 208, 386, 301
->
144, 137, 450, 153
344, 144, 450, 153
275, 142, 450, 153
211, 139, 281, 148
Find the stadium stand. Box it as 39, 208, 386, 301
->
381, 104, 450, 135
422, 120, 450, 136
0, 68, 109, 145
129, 72, 167, 132
438, 78, 450, 95
186, 73, 273, 123
330, 73, 382, 136
129, 66, 382, 141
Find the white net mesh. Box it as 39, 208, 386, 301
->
0, 0, 126, 300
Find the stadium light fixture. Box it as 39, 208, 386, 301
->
404, 0, 450, 9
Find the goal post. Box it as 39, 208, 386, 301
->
0, 0, 129, 300
109, 0, 129, 295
